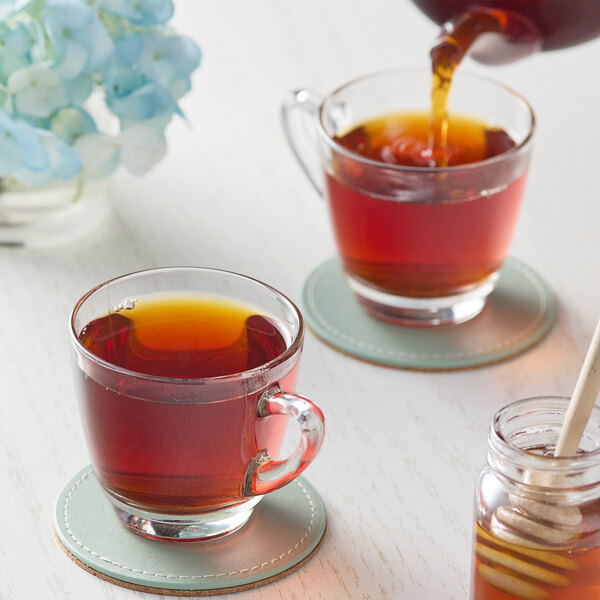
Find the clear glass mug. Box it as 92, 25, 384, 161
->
70, 267, 325, 541
472, 397, 600, 599
282, 68, 535, 326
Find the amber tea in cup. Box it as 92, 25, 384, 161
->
70, 267, 325, 541
328, 111, 523, 297
283, 69, 534, 326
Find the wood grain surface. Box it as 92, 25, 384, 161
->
1, 1, 599, 599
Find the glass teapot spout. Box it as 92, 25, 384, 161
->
431, 7, 541, 70
413, 0, 600, 67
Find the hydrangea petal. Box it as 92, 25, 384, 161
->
11, 111, 51, 131
104, 59, 146, 98
3, 22, 33, 54
107, 81, 180, 120
0, 49, 30, 78
0, 0, 31, 20
42, 0, 114, 75
114, 34, 142, 63
118, 124, 166, 174
136, 58, 190, 100
8, 65, 68, 117
54, 40, 88, 79
73, 133, 120, 179
28, 21, 48, 64
0, 23, 35, 77
83, 19, 114, 70
63, 73, 94, 105
121, 113, 171, 132
0, 134, 26, 175
100, 0, 173, 25
0, 108, 49, 172
138, 33, 201, 80
40, 130, 82, 180
163, 36, 202, 75
12, 130, 81, 185
0, 2, 12, 20
51, 106, 97, 144
42, 0, 95, 29
11, 167, 53, 186
163, 74, 191, 100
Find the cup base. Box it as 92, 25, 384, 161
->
54, 466, 327, 593
107, 493, 263, 542
346, 272, 499, 326
302, 256, 556, 369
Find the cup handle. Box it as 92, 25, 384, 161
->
281, 89, 325, 197
243, 386, 325, 496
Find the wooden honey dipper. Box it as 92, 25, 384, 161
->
477, 320, 600, 599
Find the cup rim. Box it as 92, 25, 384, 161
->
316, 66, 536, 173
69, 266, 305, 385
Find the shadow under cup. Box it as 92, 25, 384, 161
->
283, 69, 535, 326
70, 267, 325, 541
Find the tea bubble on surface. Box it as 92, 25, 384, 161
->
113, 297, 137, 312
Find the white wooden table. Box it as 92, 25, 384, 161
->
1, 2, 599, 598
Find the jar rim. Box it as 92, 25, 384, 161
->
489, 396, 600, 486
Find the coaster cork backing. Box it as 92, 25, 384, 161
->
302, 257, 557, 370
54, 466, 326, 595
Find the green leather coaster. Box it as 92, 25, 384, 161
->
54, 466, 326, 595
302, 257, 557, 370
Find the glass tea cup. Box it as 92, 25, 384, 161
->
472, 397, 600, 599
70, 267, 325, 541
282, 68, 535, 326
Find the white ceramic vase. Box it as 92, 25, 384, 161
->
0, 176, 111, 248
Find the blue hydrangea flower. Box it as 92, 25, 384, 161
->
73, 122, 166, 179
13, 129, 83, 185
0, 0, 31, 20
41, 0, 114, 78
10, 111, 51, 131
113, 33, 143, 64
118, 123, 166, 174
107, 81, 180, 120
0, 22, 34, 79
105, 60, 145, 98
104, 38, 145, 98
62, 72, 94, 104
99, 0, 173, 25
137, 33, 201, 99
121, 113, 171, 133
73, 133, 120, 179
0, 0, 200, 186
7, 65, 68, 117
0, 108, 48, 176
26, 21, 48, 64
50, 106, 96, 144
